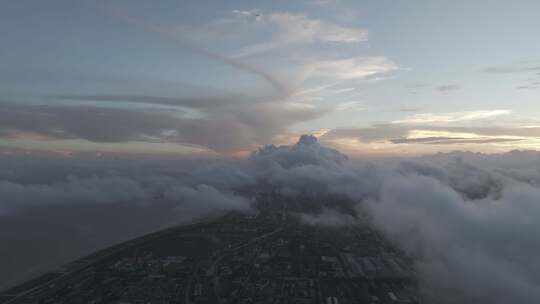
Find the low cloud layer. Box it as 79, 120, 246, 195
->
2, 136, 540, 303
369, 175, 540, 303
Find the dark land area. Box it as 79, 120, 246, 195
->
1, 195, 420, 304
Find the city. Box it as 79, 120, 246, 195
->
1, 195, 420, 304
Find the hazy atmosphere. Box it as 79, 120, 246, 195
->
1, 1, 540, 304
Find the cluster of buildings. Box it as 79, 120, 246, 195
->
1, 199, 421, 304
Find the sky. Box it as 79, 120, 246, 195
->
1, 0, 540, 157
3, 3, 540, 300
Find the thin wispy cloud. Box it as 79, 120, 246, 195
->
436, 84, 462, 91
390, 129, 525, 145
399, 107, 421, 112
105, 6, 292, 99
336, 101, 366, 111
392, 110, 511, 124
230, 11, 367, 57
482, 64, 540, 74
308, 57, 398, 80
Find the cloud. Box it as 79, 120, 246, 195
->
482, 64, 540, 74
2, 7, 382, 156
310, 0, 341, 7
0, 175, 249, 217
389, 136, 523, 145
0, 176, 146, 215
319, 123, 540, 155
0, 99, 327, 154
3, 136, 540, 302
161, 8, 385, 88
251, 134, 347, 168
106, 7, 292, 99
323, 125, 540, 144
1, 4, 404, 160
480, 62, 540, 90
517, 85, 540, 90
308, 56, 398, 80
389, 129, 526, 146
399, 107, 421, 112
40, 5, 397, 159
335, 101, 366, 111
54, 94, 245, 110
170, 9, 366, 60
246, 137, 540, 302
516, 80, 540, 90
330, 87, 356, 94
230, 12, 368, 57
392, 110, 511, 124
0, 160, 251, 289
164, 184, 251, 213
0, 102, 182, 143
436, 84, 462, 91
